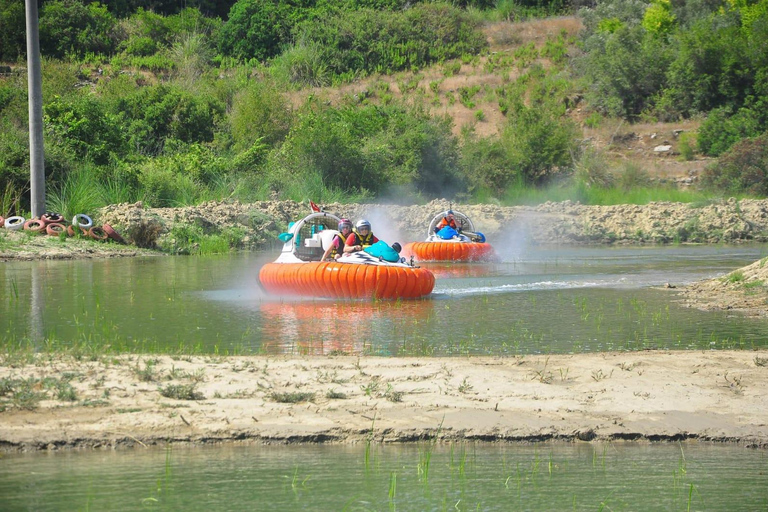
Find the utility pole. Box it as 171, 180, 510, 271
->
26, 0, 45, 217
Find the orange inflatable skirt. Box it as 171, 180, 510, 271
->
401, 241, 495, 262
259, 261, 435, 299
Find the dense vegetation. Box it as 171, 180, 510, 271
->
0, 0, 766, 217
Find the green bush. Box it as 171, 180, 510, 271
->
678, 132, 697, 160
699, 132, 768, 196
270, 40, 331, 89
499, 103, 578, 185
116, 84, 224, 156
265, 101, 461, 196
43, 94, 128, 164
662, 18, 747, 117
217, 0, 296, 62
39, 0, 116, 59
120, 36, 159, 57
0, 121, 29, 211
576, 24, 672, 118
294, 3, 487, 79
229, 80, 293, 151
460, 135, 515, 194
698, 106, 763, 156
135, 158, 199, 207
0, 0, 25, 61
46, 164, 105, 220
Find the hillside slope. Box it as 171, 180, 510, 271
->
286, 16, 707, 187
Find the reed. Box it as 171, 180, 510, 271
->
365, 413, 377, 470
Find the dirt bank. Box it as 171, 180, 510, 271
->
93, 198, 768, 250
677, 257, 768, 317
4, 199, 768, 259
1, 350, 767, 452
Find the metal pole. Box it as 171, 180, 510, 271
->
25, 0, 45, 217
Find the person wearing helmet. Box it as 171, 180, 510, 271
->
322, 218, 353, 261
344, 219, 379, 253
435, 210, 459, 233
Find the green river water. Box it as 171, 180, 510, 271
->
1, 244, 767, 510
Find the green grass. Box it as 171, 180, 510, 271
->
497, 182, 732, 206
47, 166, 105, 220
0, 375, 79, 410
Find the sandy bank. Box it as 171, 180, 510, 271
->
2, 351, 767, 452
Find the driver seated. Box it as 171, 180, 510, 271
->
435, 210, 460, 233
344, 219, 379, 254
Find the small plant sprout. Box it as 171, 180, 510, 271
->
531, 357, 553, 384
458, 377, 473, 394
591, 369, 613, 382
723, 371, 744, 394
618, 362, 638, 371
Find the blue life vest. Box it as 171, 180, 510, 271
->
436, 226, 459, 239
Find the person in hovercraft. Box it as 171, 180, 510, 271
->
344, 219, 379, 254
434, 210, 459, 233
322, 218, 353, 261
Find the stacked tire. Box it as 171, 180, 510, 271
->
2, 212, 126, 244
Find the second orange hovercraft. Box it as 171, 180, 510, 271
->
401, 209, 495, 262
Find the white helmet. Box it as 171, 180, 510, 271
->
355, 219, 371, 230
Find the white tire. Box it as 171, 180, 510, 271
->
72, 214, 93, 229
4, 216, 25, 230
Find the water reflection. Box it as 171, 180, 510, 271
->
259, 299, 435, 355
419, 261, 499, 279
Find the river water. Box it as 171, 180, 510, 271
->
1, 442, 766, 510
2, 245, 768, 510
2, 245, 767, 355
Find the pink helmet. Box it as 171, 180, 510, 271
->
338, 218, 352, 231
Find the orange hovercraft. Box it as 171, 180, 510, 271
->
401, 209, 495, 262
259, 211, 434, 299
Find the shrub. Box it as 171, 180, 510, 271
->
698, 106, 763, 156
230, 80, 293, 151
662, 18, 748, 117
120, 36, 158, 57
217, 0, 295, 62
294, 4, 488, 79
615, 161, 650, 190
576, 24, 672, 118
499, 103, 578, 185
43, 94, 128, 164
0, 120, 29, 202
265, 101, 461, 196
47, 165, 105, 219
116, 84, 224, 156
699, 132, 768, 195
678, 132, 697, 160
573, 147, 613, 189
460, 135, 514, 194
0, 0, 25, 61
39, 0, 116, 59
270, 39, 331, 89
